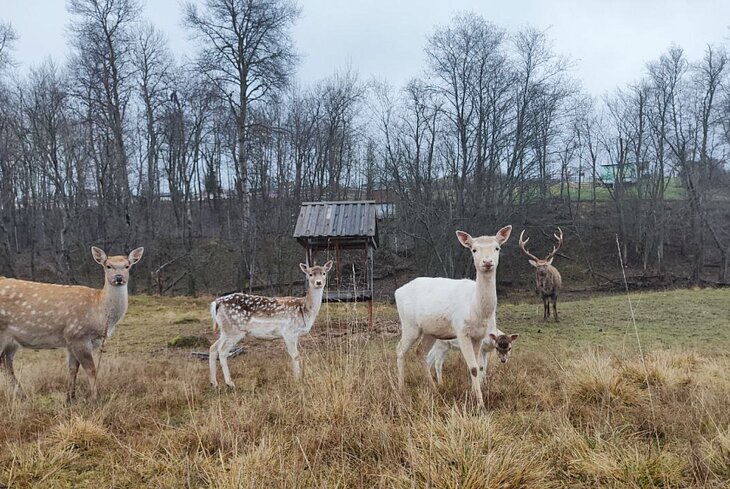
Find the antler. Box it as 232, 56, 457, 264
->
518, 230, 541, 262
544, 227, 564, 262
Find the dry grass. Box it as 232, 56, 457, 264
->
1, 289, 730, 487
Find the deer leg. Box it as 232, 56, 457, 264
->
209, 336, 221, 388
1, 343, 18, 384
283, 334, 302, 379
70, 345, 97, 401
544, 296, 550, 321
428, 340, 450, 385
473, 339, 485, 383
66, 351, 80, 403
418, 334, 438, 389
553, 297, 559, 322
1, 343, 26, 398
478, 344, 490, 384
218, 334, 242, 389
1, 346, 22, 399
396, 326, 422, 391
457, 334, 486, 414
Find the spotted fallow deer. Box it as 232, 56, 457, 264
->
395, 226, 512, 413
519, 227, 563, 322
0, 246, 144, 402
209, 261, 333, 388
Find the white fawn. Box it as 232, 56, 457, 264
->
395, 226, 512, 412
0, 246, 144, 402
518, 227, 563, 322
209, 261, 333, 388
427, 331, 519, 385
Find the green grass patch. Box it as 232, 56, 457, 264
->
172, 316, 201, 325
167, 335, 210, 349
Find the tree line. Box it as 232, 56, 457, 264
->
0, 1, 729, 296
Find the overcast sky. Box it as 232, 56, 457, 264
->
2, 0, 729, 96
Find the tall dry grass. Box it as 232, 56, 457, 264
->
1, 337, 729, 488
2, 289, 730, 487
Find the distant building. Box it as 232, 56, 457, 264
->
600, 163, 637, 187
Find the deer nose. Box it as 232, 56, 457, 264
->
315, 280, 323, 286
482, 259, 494, 267
500, 358, 507, 364
114, 274, 124, 282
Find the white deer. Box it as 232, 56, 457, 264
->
209, 261, 333, 388
395, 226, 512, 412
0, 246, 144, 402
426, 331, 519, 385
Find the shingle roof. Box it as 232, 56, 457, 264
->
293, 201, 378, 240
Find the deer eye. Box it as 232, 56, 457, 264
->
309, 274, 313, 277
495, 247, 500, 251
106, 265, 112, 269
125, 266, 130, 269
472, 249, 477, 253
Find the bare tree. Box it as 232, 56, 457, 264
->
689, 45, 728, 282
0, 21, 18, 73
184, 0, 299, 289
68, 0, 140, 247
425, 14, 507, 218
510, 27, 573, 209
0, 21, 18, 275
133, 23, 172, 236
184, 0, 299, 227
21, 61, 81, 279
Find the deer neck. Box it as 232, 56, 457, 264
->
302, 286, 325, 323
99, 282, 129, 336
473, 270, 498, 318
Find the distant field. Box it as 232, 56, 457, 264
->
1, 289, 730, 488
548, 180, 686, 201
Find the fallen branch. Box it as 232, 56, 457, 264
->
190, 346, 245, 360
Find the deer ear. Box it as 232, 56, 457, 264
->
91, 246, 107, 265
128, 247, 144, 265
509, 334, 520, 342
489, 333, 498, 343
496, 225, 512, 244
528, 260, 537, 268
456, 231, 473, 248
299, 263, 309, 274
323, 260, 333, 272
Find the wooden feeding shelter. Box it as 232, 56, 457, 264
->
293, 201, 378, 327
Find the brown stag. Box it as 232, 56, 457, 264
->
518, 228, 563, 322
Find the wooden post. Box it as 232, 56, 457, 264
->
305, 244, 314, 293
368, 299, 373, 330
367, 242, 374, 329
335, 242, 343, 285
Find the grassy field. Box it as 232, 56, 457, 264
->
1, 288, 730, 488
548, 180, 686, 201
